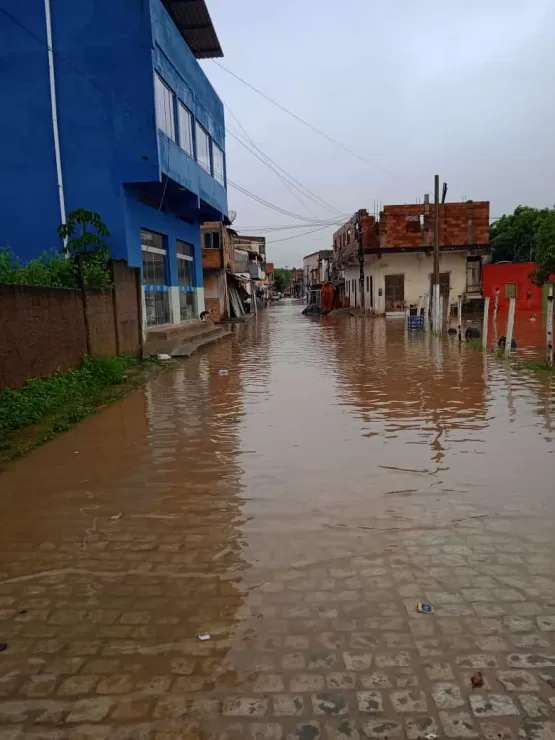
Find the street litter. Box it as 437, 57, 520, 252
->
111, 513, 123, 521
226, 418, 241, 424
416, 602, 434, 614
157, 354, 172, 361
198, 633, 211, 641
219, 369, 229, 376
425, 734, 438, 740
470, 671, 484, 688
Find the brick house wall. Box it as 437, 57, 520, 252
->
0, 262, 142, 389
379, 201, 489, 249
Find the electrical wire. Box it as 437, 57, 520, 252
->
212, 61, 395, 176
225, 105, 344, 216
266, 223, 338, 244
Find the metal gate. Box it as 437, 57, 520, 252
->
385, 274, 405, 311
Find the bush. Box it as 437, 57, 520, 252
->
0, 249, 112, 289
0, 355, 136, 441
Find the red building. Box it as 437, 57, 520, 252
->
482, 262, 553, 313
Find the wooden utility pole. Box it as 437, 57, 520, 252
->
357, 211, 366, 314
432, 174, 441, 332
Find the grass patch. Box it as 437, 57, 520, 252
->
0, 355, 148, 464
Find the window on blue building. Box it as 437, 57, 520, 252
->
141, 229, 170, 326
196, 123, 211, 173
155, 74, 176, 142
177, 240, 196, 320
213, 144, 225, 185
178, 103, 194, 157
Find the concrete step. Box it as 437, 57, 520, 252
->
145, 322, 224, 356
170, 326, 231, 358
146, 320, 218, 342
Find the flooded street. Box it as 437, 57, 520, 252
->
1, 301, 555, 740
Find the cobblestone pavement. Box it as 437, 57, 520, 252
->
1, 307, 554, 739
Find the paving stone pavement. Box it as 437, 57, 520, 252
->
2, 514, 555, 739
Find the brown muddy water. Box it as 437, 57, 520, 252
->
1, 301, 555, 740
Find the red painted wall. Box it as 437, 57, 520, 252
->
482, 262, 544, 312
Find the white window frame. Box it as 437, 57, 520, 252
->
178, 102, 194, 157
154, 74, 175, 142
212, 143, 225, 185
195, 122, 211, 173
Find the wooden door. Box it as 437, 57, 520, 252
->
385, 274, 405, 311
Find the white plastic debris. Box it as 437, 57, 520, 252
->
111, 513, 123, 521
198, 633, 211, 641
219, 369, 229, 376
157, 353, 172, 361
425, 734, 439, 740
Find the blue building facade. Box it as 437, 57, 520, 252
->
0, 0, 227, 325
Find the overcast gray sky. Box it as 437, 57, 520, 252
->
202, 0, 555, 268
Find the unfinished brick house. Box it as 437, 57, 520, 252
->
335, 200, 490, 314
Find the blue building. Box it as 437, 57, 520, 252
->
0, 0, 227, 326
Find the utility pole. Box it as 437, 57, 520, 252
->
432, 174, 441, 332
357, 211, 366, 314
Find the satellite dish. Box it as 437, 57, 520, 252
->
228, 210, 237, 224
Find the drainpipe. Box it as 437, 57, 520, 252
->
44, 0, 67, 232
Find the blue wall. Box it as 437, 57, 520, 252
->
0, 1, 62, 258
123, 189, 202, 286
0, 0, 226, 266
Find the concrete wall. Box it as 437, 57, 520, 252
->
344, 251, 472, 314
203, 270, 226, 320
0, 263, 142, 390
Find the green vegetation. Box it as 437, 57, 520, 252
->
0, 355, 136, 448
274, 267, 292, 292
0, 209, 113, 289
490, 206, 555, 284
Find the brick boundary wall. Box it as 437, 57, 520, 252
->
0, 260, 142, 390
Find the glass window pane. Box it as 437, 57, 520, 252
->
213, 144, 225, 185
178, 103, 193, 156
176, 240, 193, 258
196, 123, 211, 172
203, 231, 219, 249
154, 74, 175, 142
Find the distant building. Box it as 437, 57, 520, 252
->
0, 0, 227, 327
201, 222, 235, 321
303, 250, 333, 303
334, 201, 490, 314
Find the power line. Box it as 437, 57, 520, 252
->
266, 223, 337, 244
225, 105, 344, 216
228, 179, 343, 224
212, 61, 395, 176
227, 127, 319, 219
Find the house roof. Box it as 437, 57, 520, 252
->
161, 0, 224, 59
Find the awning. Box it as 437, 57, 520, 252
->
161, 0, 224, 59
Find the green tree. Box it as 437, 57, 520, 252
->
533, 211, 555, 284
490, 206, 554, 263
57, 209, 112, 288
273, 267, 291, 292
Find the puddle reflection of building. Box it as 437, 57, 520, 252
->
324, 317, 488, 463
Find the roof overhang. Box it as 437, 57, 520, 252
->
161, 0, 223, 59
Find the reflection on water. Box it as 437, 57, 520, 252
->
0, 301, 554, 736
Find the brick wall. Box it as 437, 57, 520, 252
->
333, 211, 377, 264
0, 261, 142, 390
380, 201, 490, 249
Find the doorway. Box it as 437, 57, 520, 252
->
384, 274, 405, 311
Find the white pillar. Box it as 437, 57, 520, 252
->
196, 287, 205, 315
169, 286, 180, 323
505, 296, 516, 358
482, 296, 490, 351
547, 285, 554, 367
